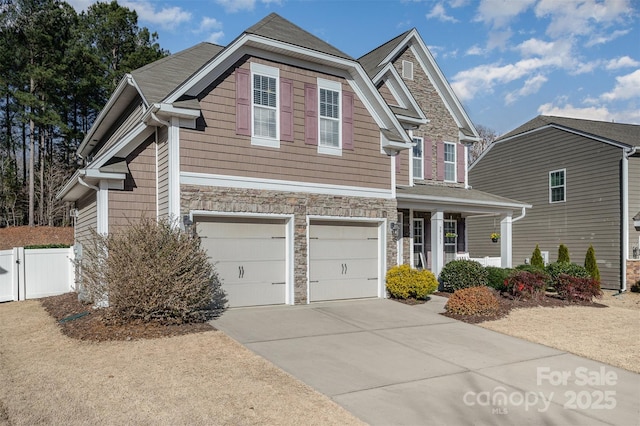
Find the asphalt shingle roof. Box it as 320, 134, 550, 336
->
131, 42, 225, 104
245, 13, 352, 60
396, 184, 529, 208
358, 31, 411, 78
499, 115, 640, 147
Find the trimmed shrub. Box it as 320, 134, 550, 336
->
545, 262, 590, 289
554, 274, 602, 302
485, 266, 512, 291
78, 217, 227, 324
505, 270, 548, 300
25, 243, 72, 249
631, 282, 640, 293
530, 244, 544, 268
557, 244, 570, 263
386, 264, 438, 299
444, 286, 501, 316
515, 264, 548, 274
584, 245, 600, 282
439, 260, 488, 292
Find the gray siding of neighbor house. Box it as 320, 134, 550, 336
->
468, 127, 623, 289
628, 156, 640, 258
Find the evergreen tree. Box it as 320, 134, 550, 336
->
531, 244, 544, 269
558, 244, 570, 263
584, 245, 600, 281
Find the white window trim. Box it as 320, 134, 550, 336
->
549, 168, 566, 203
317, 78, 342, 156
444, 141, 456, 182
251, 62, 280, 148
412, 136, 424, 180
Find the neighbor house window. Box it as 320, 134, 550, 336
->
251, 63, 279, 147
444, 142, 456, 182
549, 169, 566, 203
318, 78, 341, 155
412, 137, 424, 180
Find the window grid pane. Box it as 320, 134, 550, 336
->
413, 137, 423, 179
320, 118, 339, 147
253, 74, 277, 138
320, 88, 339, 119
550, 170, 565, 202
319, 88, 340, 147
254, 106, 276, 138
444, 142, 456, 181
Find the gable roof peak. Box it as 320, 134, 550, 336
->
244, 12, 352, 60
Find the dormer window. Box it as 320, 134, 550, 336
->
402, 60, 414, 80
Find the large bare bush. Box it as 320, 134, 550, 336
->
78, 218, 226, 324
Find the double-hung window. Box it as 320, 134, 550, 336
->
444, 142, 456, 182
412, 137, 424, 180
549, 169, 566, 203
251, 63, 279, 147
318, 78, 341, 155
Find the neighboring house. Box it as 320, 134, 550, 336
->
58, 13, 527, 307
468, 115, 640, 291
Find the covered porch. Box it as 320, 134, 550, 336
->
394, 185, 531, 277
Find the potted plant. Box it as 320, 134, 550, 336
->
491, 232, 500, 243
445, 232, 457, 239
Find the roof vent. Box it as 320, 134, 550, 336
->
402, 60, 414, 80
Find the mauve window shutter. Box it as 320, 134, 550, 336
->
342, 91, 354, 150
235, 68, 251, 136
424, 138, 433, 180
457, 143, 465, 183
436, 141, 444, 181
280, 78, 294, 142
304, 83, 318, 146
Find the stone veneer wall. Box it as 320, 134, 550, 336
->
182, 185, 398, 304
626, 259, 640, 290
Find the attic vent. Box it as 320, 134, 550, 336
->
402, 60, 414, 80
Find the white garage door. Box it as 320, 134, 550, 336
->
197, 218, 286, 307
309, 221, 379, 302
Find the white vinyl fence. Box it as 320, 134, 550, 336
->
0, 247, 75, 302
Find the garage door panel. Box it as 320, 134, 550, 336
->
201, 237, 285, 262
196, 219, 286, 307
309, 222, 380, 302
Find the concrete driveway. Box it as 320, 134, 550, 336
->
213, 297, 639, 426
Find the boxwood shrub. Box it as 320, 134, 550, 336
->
545, 262, 590, 289
386, 264, 438, 299
485, 266, 513, 292
439, 260, 488, 292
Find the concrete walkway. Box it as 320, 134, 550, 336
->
212, 297, 640, 426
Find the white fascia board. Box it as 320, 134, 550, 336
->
83, 169, 126, 180
56, 169, 82, 200
181, 171, 394, 199
397, 192, 531, 210
88, 122, 152, 170
127, 74, 149, 107
373, 65, 427, 123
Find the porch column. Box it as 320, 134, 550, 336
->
431, 210, 444, 277
97, 179, 109, 235
500, 213, 513, 268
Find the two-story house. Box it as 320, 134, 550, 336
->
468, 115, 640, 291
58, 13, 528, 307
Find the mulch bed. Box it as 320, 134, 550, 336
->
40, 293, 215, 342
392, 290, 606, 324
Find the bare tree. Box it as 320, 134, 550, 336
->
469, 124, 498, 164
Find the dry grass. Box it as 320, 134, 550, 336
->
481, 290, 640, 373
0, 300, 363, 426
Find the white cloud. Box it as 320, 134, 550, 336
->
207, 31, 225, 45
197, 17, 223, 33
601, 69, 640, 101
66, 0, 94, 12
535, 0, 632, 38
465, 45, 484, 56
474, 0, 536, 28
586, 29, 630, 47
537, 102, 613, 121
215, 0, 256, 13
121, 0, 191, 30
605, 56, 640, 70
426, 3, 459, 23
505, 74, 548, 104
486, 29, 513, 50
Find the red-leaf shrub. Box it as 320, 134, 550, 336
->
505, 270, 547, 300
554, 274, 602, 302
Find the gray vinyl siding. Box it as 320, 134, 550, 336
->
157, 127, 169, 218
628, 156, 640, 258
468, 127, 623, 289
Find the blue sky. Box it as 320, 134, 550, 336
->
68, 0, 640, 135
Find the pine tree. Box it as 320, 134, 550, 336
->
584, 245, 600, 281
558, 244, 570, 263
531, 244, 544, 269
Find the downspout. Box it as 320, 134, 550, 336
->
621, 147, 636, 293
78, 175, 99, 192
512, 206, 527, 223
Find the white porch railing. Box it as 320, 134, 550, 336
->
455, 252, 502, 267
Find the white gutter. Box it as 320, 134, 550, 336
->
621, 146, 637, 292
512, 206, 527, 223
78, 175, 99, 192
